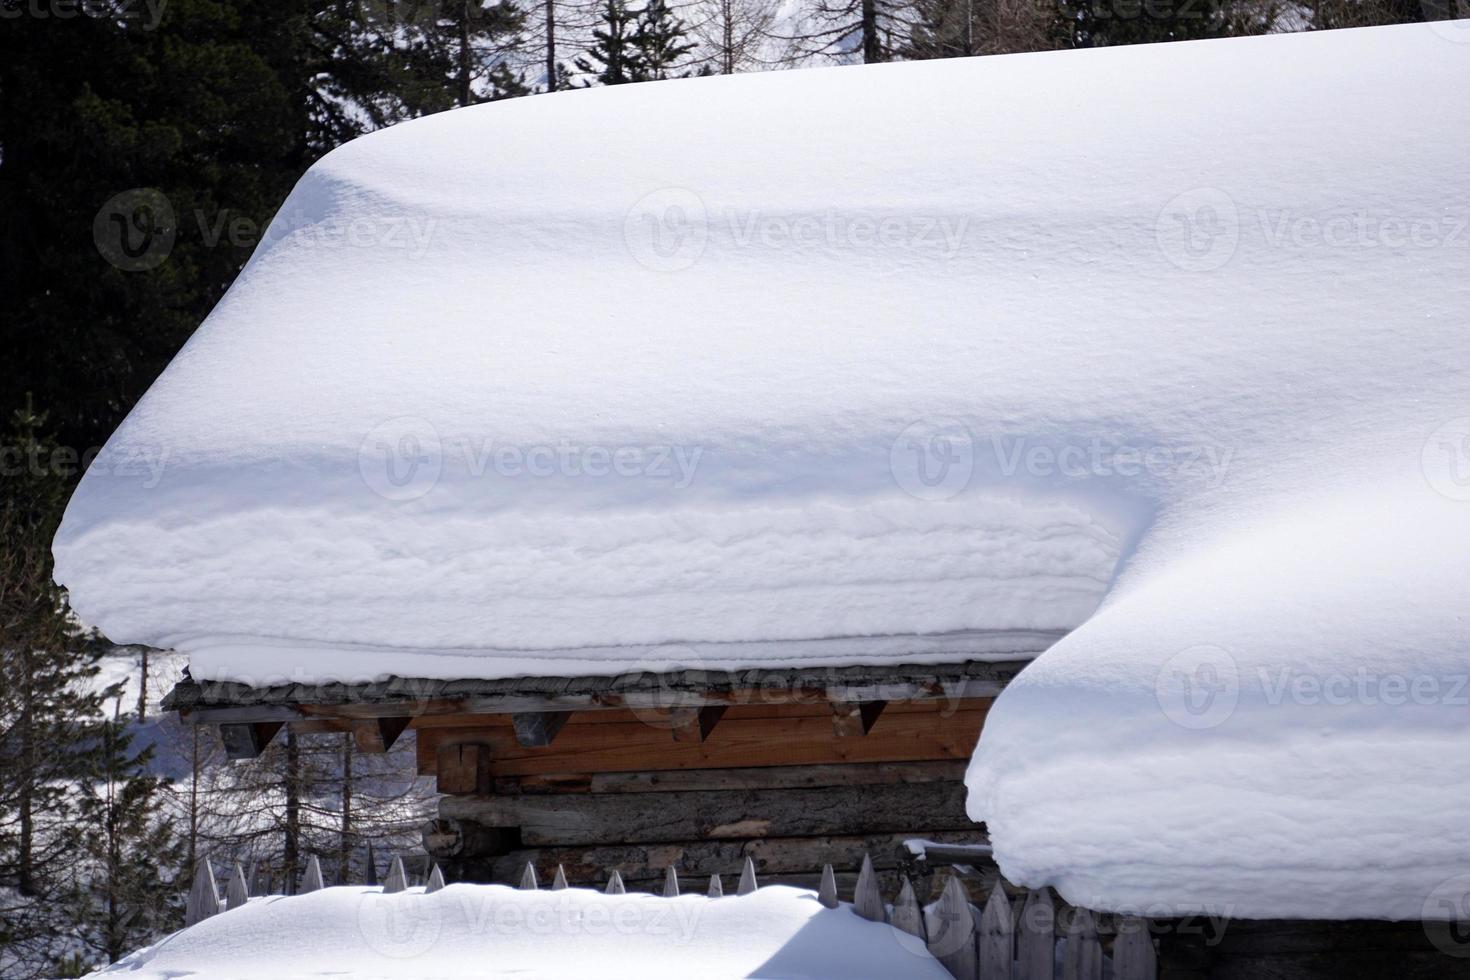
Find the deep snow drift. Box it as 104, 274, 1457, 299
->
96, 884, 950, 979
54, 21, 1470, 918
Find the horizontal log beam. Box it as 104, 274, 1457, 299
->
669, 705, 726, 743
439, 780, 973, 846
353, 716, 410, 753
416, 702, 989, 778
177, 665, 1026, 726
511, 712, 571, 748
831, 700, 887, 737
499, 760, 969, 794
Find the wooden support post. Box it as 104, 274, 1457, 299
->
1017, 888, 1055, 980
1111, 916, 1157, 980
924, 875, 977, 980
436, 742, 490, 795
669, 705, 727, 742
353, 716, 410, 754
978, 883, 1014, 979
512, 712, 572, 748
853, 853, 886, 922
830, 700, 887, 737
219, 721, 283, 760
1062, 908, 1102, 980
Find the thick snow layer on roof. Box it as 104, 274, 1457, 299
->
96, 884, 949, 979
51, 15, 1470, 919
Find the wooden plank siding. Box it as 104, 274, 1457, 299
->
412, 698, 991, 783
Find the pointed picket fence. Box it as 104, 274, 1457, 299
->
180, 849, 1158, 978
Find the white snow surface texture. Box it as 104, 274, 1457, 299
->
55, 22, 1470, 918
95, 884, 950, 979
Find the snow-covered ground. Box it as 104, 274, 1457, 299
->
53, 20, 1470, 920
96, 884, 950, 979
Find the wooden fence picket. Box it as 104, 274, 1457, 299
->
301, 855, 324, 894
737, 857, 758, 895
1061, 908, 1102, 980
225, 861, 249, 911
978, 883, 1013, 980
817, 864, 839, 909
605, 870, 626, 894
426, 864, 446, 893
185, 861, 220, 926
889, 879, 926, 942
1016, 887, 1055, 980
707, 874, 723, 897
552, 865, 569, 890
924, 875, 977, 980
852, 854, 886, 922
519, 862, 539, 890
383, 856, 408, 893
1112, 916, 1157, 980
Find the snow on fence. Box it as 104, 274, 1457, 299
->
182, 850, 1157, 980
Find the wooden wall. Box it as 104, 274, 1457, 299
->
416, 697, 992, 893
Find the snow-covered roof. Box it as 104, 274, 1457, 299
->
54, 20, 1470, 920
98, 884, 951, 979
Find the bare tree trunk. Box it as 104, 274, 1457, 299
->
284, 729, 300, 893
545, 0, 558, 90
458, 0, 474, 106
862, 0, 880, 62
17, 647, 34, 896
188, 724, 199, 876
136, 646, 149, 721
337, 733, 353, 884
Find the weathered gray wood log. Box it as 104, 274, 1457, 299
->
818, 864, 840, 909
426, 864, 446, 893
1062, 908, 1103, 980
1112, 916, 1156, 980
738, 857, 758, 895
707, 874, 723, 897
925, 876, 977, 980
503, 761, 968, 795
605, 870, 626, 895
663, 865, 680, 897
853, 854, 886, 922
552, 865, 569, 890
301, 855, 324, 894
225, 861, 250, 911
1017, 887, 1055, 980
185, 861, 220, 926
383, 856, 408, 893
441, 781, 971, 847
978, 883, 1014, 979
890, 879, 926, 942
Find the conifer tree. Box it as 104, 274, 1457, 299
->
575, 0, 647, 84
636, 0, 697, 79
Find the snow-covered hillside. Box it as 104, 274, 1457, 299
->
53, 20, 1470, 920
96, 884, 951, 979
